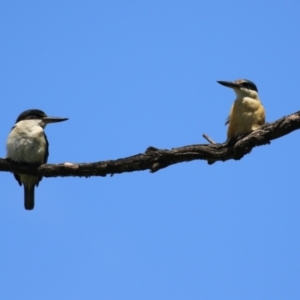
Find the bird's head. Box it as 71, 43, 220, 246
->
217, 79, 259, 99
15, 109, 68, 128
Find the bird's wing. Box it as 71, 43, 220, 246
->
43, 132, 49, 163
225, 116, 230, 125
14, 173, 22, 186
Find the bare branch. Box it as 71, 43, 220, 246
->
1, 111, 299, 177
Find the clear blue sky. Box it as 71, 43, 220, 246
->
1, 1, 300, 299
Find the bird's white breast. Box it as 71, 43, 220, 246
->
6, 120, 47, 163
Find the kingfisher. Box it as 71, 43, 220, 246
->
217, 79, 266, 139
6, 109, 68, 210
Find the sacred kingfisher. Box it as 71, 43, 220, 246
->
217, 79, 266, 139
6, 109, 68, 210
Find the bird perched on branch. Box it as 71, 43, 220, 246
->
217, 79, 265, 139
6, 109, 68, 210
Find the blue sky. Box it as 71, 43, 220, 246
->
1, 1, 300, 299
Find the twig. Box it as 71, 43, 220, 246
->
202, 134, 216, 144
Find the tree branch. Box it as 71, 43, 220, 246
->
1, 111, 299, 177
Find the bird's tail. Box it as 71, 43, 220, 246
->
24, 186, 34, 210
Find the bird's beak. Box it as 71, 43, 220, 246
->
42, 117, 68, 124
217, 80, 240, 89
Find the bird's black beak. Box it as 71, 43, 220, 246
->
217, 80, 240, 89
43, 117, 68, 124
